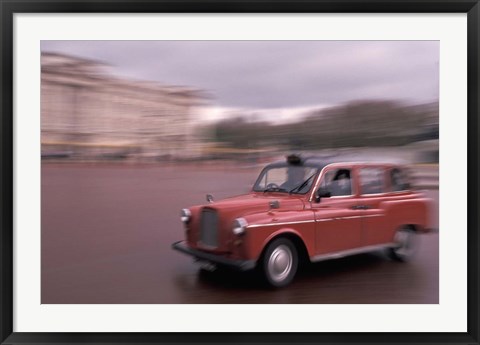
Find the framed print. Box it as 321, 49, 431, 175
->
1, 1, 479, 344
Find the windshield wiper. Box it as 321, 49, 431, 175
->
289, 173, 317, 194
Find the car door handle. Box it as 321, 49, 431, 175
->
351, 205, 370, 210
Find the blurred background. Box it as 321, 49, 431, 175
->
41, 41, 439, 304
41, 41, 438, 166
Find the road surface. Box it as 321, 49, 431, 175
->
41, 162, 438, 304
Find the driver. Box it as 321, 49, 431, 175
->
332, 170, 351, 196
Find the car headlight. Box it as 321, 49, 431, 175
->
180, 208, 191, 223
232, 218, 248, 236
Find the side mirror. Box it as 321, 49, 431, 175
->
315, 187, 331, 203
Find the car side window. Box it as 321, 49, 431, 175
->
390, 168, 410, 191
359, 167, 385, 195
321, 168, 353, 196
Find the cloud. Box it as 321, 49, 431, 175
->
41, 40, 439, 108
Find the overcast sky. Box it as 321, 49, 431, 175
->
41, 40, 438, 112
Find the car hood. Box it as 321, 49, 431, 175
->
199, 193, 306, 217
187, 193, 307, 252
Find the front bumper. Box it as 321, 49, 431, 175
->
171, 241, 256, 271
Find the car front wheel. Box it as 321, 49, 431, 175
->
261, 238, 298, 288
389, 226, 418, 262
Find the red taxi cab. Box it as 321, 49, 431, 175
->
172, 155, 432, 287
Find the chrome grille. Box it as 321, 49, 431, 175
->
200, 208, 218, 247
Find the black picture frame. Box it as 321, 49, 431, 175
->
1, 1, 479, 344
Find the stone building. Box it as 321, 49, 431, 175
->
41, 52, 205, 159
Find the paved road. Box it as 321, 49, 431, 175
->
41, 163, 438, 304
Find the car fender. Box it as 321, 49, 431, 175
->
380, 197, 432, 234
252, 227, 313, 262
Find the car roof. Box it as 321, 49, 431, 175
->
265, 155, 403, 170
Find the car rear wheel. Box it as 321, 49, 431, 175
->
389, 226, 418, 262
261, 238, 298, 287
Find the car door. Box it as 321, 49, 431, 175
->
357, 166, 390, 246
311, 166, 364, 255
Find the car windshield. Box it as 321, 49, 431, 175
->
253, 165, 319, 194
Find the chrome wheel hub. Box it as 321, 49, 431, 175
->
267, 245, 293, 283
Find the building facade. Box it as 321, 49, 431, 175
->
41, 52, 205, 159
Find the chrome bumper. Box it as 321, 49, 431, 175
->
171, 241, 256, 271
